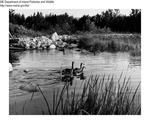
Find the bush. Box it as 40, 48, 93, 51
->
9, 23, 43, 38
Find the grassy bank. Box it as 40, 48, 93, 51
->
32, 75, 141, 115
77, 33, 141, 56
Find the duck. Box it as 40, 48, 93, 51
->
58, 47, 65, 51
61, 75, 74, 83
62, 61, 74, 75
57, 47, 65, 54
74, 66, 85, 76
24, 69, 29, 73
76, 72, 86, 80
73, 63, 83, 72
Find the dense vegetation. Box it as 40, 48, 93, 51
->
9, 9, 141, 35
9, 9, 141, 56
77, 33, 141, 56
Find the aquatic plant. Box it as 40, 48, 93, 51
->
35, 74, 141, 115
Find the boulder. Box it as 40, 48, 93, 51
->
18, 35, 55, 49
19, 37, 31, 49
9, 63, 13, 72
47, 39, 52, 46
25, 43, 30, 49
50, 44, 56, 49
51, 32, 60, 42
19, 83, 39, 92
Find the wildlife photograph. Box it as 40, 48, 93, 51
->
9, 9, 141, 115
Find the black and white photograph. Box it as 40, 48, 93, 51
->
9, 9, 141, 115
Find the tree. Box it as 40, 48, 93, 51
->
9, 9, 141, 34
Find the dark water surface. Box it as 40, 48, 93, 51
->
9, 49, 141, 114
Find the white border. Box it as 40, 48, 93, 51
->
0, 0, 150, 124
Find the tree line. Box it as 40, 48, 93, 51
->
9, 9, 141, 34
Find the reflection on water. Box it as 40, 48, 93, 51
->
10, 49, 141, 89
9, 49, 141, 114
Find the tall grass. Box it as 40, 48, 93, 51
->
35, 75, 141, 115
78, 33, 141, 56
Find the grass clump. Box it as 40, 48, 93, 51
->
36, 75, 141, 115
78, 33, 141, 56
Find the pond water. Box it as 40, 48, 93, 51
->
9, 49, 141, 114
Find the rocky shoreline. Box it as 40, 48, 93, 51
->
9, 32, 78, 50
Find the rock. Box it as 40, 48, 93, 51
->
47, 39, 52, 46
59, 35, 63, 39
24, 69, 29, 73
26, 43, 30, 49
19, 83, 39, 92
9, 63, 13, 72
71, 43, 77, 48
19, 37, 31, 49
51, 32, 60, 42
50, 44, 56, 49
18, 35, 61, 50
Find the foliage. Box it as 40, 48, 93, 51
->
77, 33, 141, 56
9, 9, 141, 35
9, 23, 44, 37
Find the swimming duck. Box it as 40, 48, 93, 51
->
75, 72, 86, 80
74, 66, 85, 76
57, 47, 65, 54
61, 75, 74, 82
24, 69, 29, 73
62, 61, 74, 75
73, 63, 83, 72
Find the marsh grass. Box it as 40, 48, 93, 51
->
78, 33, 141, 56
9, 52, 19, 63
35, 75, 141, 115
